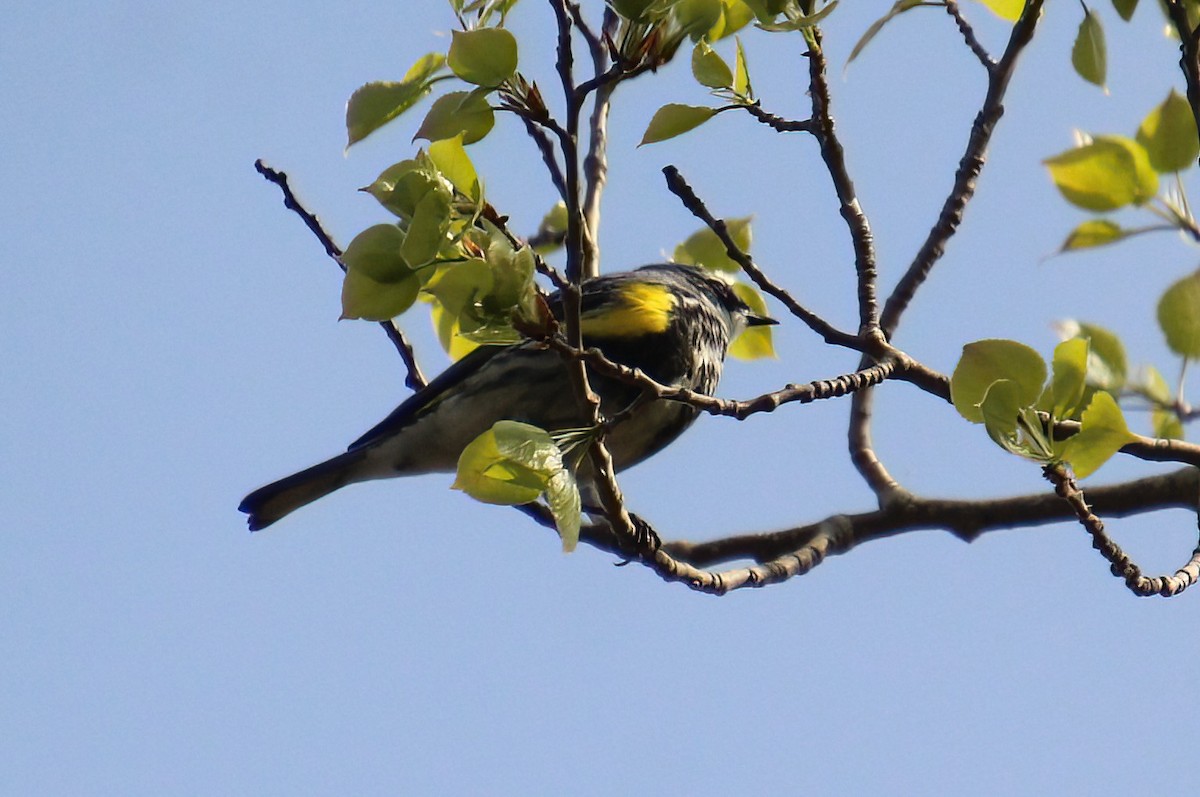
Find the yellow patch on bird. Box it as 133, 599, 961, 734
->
580, 282, 676, 338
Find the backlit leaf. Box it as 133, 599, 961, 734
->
1136, 89, 1199, 173
1059, 391, 1135, 478
1071, 6, 1107, 90
1157, 269, 1200, 357
728, 282, 775, 360
639, 104, 719, 145
448, 28, 518, 87
1043, 135, 1158, 211
414, 90, 495, 144
346, 53, 447, 146
951, 339, 1047, 423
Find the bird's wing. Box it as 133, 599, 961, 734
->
346, 343, 508, 452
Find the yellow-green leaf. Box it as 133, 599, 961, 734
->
951, 339, 1047, 424
342, 224, 409, 283
848, 0, 924, 66
1071, 6, 1107, 90
401, 190, 452, 269
728, 282, 775, 360
1153, 408, 1185, 440
428, 135, 481, 200
709, 0, 755, 40
452, 423, 548, 505
1157, 269, 1200, 357
673, 217, 752, 272
1048, 337, 1089, 420
639, 104, 719, 146
1043, 135, 1158, 211
448, 28, 518, 87
340, 267, 421, 321
692, 39, 734, 88
1059, 391, 1135, 478
733, 36, 752, 97
345, 53, 447, 146
673, 0, 724, 40
756, 0, 838, 30
1111, 0, 1138, 21
975, 0, 1025, 21
1139, 364, 1172, 405
1058, 219, 1129, 251
1136, 89, 1199, 173
414, 90, 495, 144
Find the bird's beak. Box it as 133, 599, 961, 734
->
746, 313, 778, 327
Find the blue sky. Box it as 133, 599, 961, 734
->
4, 1, 1198, 793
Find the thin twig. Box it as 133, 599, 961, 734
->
880, 0, 1046, 338
945, 0, 994, 70
662, 165, 862, 350
254, 159, 428, 390
741, 102, 815, 133
805, 32, 882, 339
1044, 463, 1200, 597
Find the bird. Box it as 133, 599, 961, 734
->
239, 263, 776, 530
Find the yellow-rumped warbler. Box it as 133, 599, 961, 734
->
239, 263, 776, 530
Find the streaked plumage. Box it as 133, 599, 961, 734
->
239, 264, 774, 530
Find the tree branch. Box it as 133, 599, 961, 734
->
662, 165, 861, 350
1044, 463, 1200, 597
880, 0, 1046, 338
254, 159, 427, 391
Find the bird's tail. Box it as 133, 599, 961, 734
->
239, 449, 373, 531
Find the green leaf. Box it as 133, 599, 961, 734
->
1076, 322, 1127, 390
848, 0, 925, 66
364, 156, 452, 221
741, 0, 788, 22
453, 421, 550, 505
728, 282, 776, 360
1136, 89, 1199, 173
1153, 407, 1185, 440
453, 421, 582, 550
1048, 337, 1089, 419
340, 266, 421, 321
975, 0, 1025, 21
673, 217, 752, 272
1059, 391, 1135, 478
980, 380, 1028, 454
1111, 0, 1138, 21
342, 224, 410, 283
951, 339, 1047, 424
544, 469, 582, 552
428, 135, 482, 200
673, 0, 725, 40
733, 36, 752, 97
1071, 6, 1107, 90
639, 104, 719, 145
414, 90, 495, 144
345, 53, 447, 147
1043, 135, 1158, 211
710, 0, 756, 39
1157, 269, 1200, 357
448, 28, 518, 87
1058, 219, 1130, 251
401, 190, 452, 269
756, 0, 838, 30
1139, 364, 1172, 405
692, 39, 734, 88
610, 0, 658, 21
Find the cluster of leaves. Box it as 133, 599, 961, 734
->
1045, 90, 1198, 241
335, 0, 786, 548
636, 0, 838, 145
951, 338, 1136, 478
1033, 87, 1200, 448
